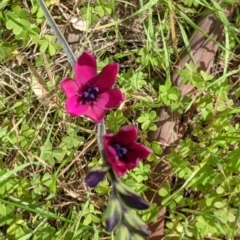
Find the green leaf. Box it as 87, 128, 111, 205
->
40, 43, 48, 52
0, 0, 10, 11
18, 233, 33, 240
83, 214, 92, 225
107, 110, 127, 132
214, 201, 224, 209
142, 203, 158, 222
141, 120, 150, 130
13, 24, 23, 35
159, 85, 167, 93
0, 162, 33, 183
95, 6, 104, 17
48, 43, 56, 56
42, 173, 53, 187
0, 204, 6, 216
227, 211, 235, 223
6, 19, 15, 30
159, 188, 169, 197
52, 148, 65, 162
168, 93, 178, 101
12, 5, 21, 14
216, 186, 224, 195
165, 79, 172, 90
137, 115, 146, 123
149, 110, 157, 119
20, 19, 31, 29
19, 8, 29, 18
62, 136, 84, 149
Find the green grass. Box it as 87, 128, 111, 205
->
0, 0, 240, 239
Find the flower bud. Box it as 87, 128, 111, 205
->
130, 233, 146, 240
85, 166, 109, 188
124, 211, 150, 236
104, 198, 121, 232
115, 224, 130, 240
115, 181, 149, 210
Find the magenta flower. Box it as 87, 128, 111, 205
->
60, 51, 124, 123
103, 126, 152, 177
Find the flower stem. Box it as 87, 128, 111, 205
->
36, 0, 76, 67
97, 120, 106, 152
38, 0, 109, 188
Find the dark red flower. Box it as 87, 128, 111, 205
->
60, 51, 124, 123
103, 126, 152, 177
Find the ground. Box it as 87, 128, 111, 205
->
0, 0, 240, 240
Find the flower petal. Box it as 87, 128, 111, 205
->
103, 141, 127, 177
74, 51, 97, 87
94, 89, 124, 110
84, 105, 105, 123
105, 89, 124, 108
114, 126, 138, 145
95, 63, 119, 90
127, 142, 152, 160
60, 78, 79, 98
65, 95, 88, 117
124, 157, 138, 169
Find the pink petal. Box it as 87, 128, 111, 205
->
115, 168, 127, 177
104, 89, 124, 108
104, 134, 114, 143
125, 158, 139, 169
128, 142, 152, 160
84, 105, 105, 123
124, 153, 141, 171
114, 126, 138, 145
74, 52, 97, 87
95, 63, 119, 90
94, 90, 124, 110
103, 129, 147, 177
105, 145, 127, 177
65, 95, 88, 117
60, 78, 79, 98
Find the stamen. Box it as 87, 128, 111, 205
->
112, 143, 128, 159
93, 86, 99, 92
81, 85, 99, 104
89, 94, 95, 99
84, 91, 89, 98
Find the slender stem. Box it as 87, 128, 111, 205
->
108, 168, 117, 182
97, 120, 106, 152
37, 0, 76, 67
38, 0, 109, 182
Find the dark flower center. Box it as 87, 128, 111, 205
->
112, 143, 128, 159
80, 85, 99, 104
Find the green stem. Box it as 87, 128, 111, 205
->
37, 0, 76, 67
37, 0, 111, 190
97, 120, 106, 152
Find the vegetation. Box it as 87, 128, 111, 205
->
0, 0, 239, 239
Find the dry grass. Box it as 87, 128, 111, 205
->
0, 0, 240, 239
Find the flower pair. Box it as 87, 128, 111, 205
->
61, 52, 152, 177
60, 51, 152, 237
